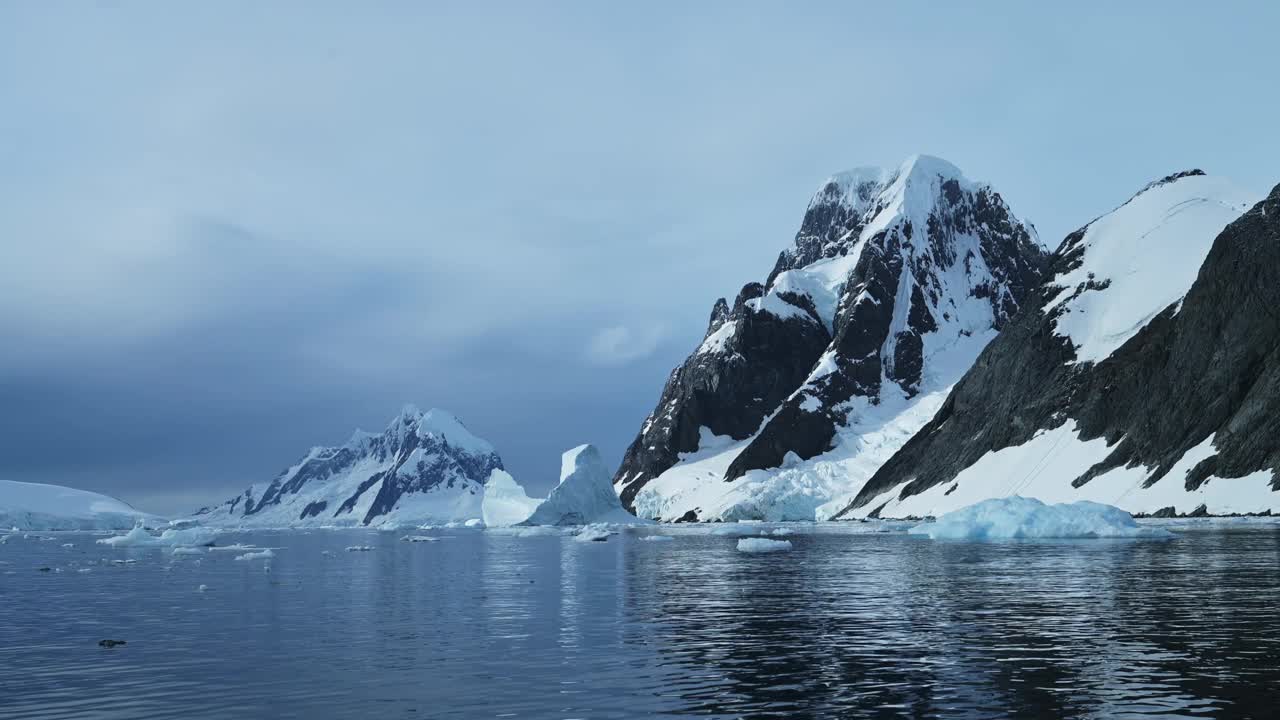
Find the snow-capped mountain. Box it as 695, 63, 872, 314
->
196, 406, 505, 528
0, 479, 158, 530
834, 170, 1278, 519
522, 445, 640, 526
614, 155, 1047, 521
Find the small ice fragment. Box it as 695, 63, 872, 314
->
233, 549, 275, 561
345, 546, 374, 552
736, 538, 792, 553
640, 535, 674, 542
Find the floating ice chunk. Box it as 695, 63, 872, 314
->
768, 528, 794, 536
77, 568, 91, 573
233, 549, 275, 561
463, 518, 484, 528
61, 543, 75, 548
573, 523, 617, 542
97, 524, 220, 548
400, 535, 441, 543
208, 543, 258, 552
639, 535, 674, 542
345, 546, 374, 552
909, 496, 1176, 540
486, 526, 565, 537
521, 445, 647, 526
172, 547, 205, 556
198, 584, 210, 592
96, 526, 153, 547
737, 538, 793, 553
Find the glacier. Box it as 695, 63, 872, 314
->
0, 480, 157, 531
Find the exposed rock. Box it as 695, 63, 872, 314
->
615, 155, 1046, 521
835, 175, 1280, 518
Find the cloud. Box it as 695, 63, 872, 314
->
585, 325, 667, 366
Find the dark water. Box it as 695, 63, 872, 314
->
2, 522, 1280, 719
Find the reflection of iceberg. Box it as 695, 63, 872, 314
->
521, 445, 646, 526
909, 497, 1174, 540
481, 470, 542, 527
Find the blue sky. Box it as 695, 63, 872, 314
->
2, 1, 1277, 514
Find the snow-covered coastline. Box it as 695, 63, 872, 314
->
0, 480, 158, 531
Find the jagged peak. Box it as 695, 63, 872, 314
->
340, 405, 496, 456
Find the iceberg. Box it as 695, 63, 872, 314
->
909, 496, 1175, 540
481, 469, 542, 527
736, 538, 792, 553
521, 445, 645, 526
97, 524, 221, 548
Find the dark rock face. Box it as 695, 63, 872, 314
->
202, 408, 503, 526
836, 180, 1280, 517
614, 157, 1047, 516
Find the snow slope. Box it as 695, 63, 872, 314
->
836, 171, 1279, 519
1046, 172, 1255, 363
0, 480, 157, 530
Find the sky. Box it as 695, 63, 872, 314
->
1, 1, 1278, 515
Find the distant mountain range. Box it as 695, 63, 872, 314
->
13, 156, 1272, 528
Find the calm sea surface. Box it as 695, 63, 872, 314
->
2, 522, 1279, 719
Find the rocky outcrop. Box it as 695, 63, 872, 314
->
835, 173, 1278, 518
615, 155, 1047, 521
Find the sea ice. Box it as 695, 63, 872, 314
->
909, 496, 1176, 540
736, 538, 793, 553
639, 535, 674, 542
234, 549, 275, 561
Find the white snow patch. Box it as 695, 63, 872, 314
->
698, 321, 737, 355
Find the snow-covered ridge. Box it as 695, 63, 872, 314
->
0, 479, 157, 530
1047, 171, 1257, 364
195, 407, 504, 528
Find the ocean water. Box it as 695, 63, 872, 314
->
2, 522, 1279, 719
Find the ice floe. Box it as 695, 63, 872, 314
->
909, 496, 1176, 540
